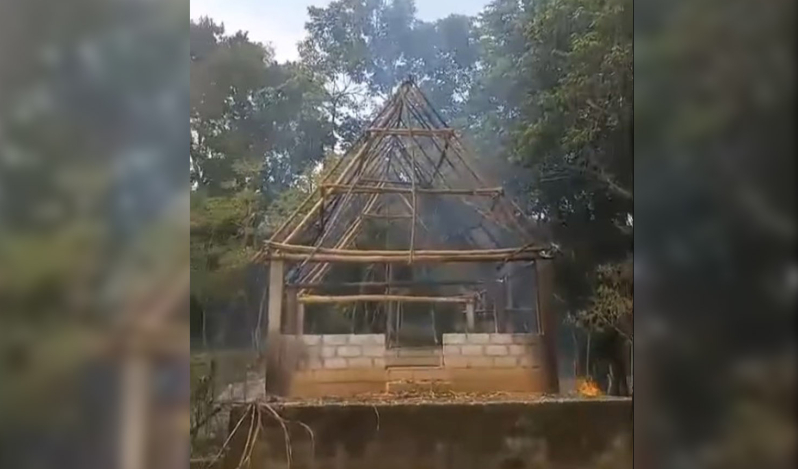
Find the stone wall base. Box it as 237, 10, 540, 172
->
282, 333, 550, 398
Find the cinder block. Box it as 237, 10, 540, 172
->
303, 346, 321, 359
466, 334, 491, 344
372, 358, 386, 368
511, 334, 536, 344
302, 335, 322, 346
302, 358, 323, 370
508, 345, 528, 356
461, 345, 483, 356
444, 356, 471, 368
443, 345, 461, 355
443, 334, 466, 345
347, 357, 374, 368
337, 345, 362, 357
362, 345, 385, 357
518, 355, 538, 368
323, 357, 347, 369
493, 356, 518, 367
399, 348, 441, 357
321, 346, 337, 358
322, 335, 349, 345
468, 357, 493, 367
349, 334, 385, 345
489, 334, 514, 344
485, 345, 508, 356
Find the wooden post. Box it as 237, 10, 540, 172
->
120, 354, 148, 469
296, 302, 305, 336
284, 287, 299, 334
268, 260, 285, 334
494, 278, 508, 333
536, 259, 560, 393
465, 300, 475, 332
265, 260, 287, 395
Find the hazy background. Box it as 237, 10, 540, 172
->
0, 0, 795, 468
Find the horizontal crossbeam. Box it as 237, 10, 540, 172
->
320, 184, 503, 196
261, 252, 547, 263
366, 128, 455, 137
266, 241, 547, 256
288, 280, 484, 289
298, 294, 473, 304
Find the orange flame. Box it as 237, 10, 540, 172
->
577, 378, 602, 397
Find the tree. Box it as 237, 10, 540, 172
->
491, 0, 632, 394
190, 18, 333, 199
299, 0, 481, 129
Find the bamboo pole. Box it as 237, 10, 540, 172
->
266, 241, 548, 256
363, 213, 412, 219
288, 279, 484, 289
296, 186, 385, 290
267, 91, 401, 244
281, 138, 376, 243
387, 120, 513, 240
320, 184, 503, 196
367, 128, 455, 136
264, 252, 549, 263
401, 87, 531, 241
298, 294, 472, 304
409, 129, 417, 264
281, 91, 405, 244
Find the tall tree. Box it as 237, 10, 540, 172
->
510, 0, 633, 306
490, 0, 633, 393
299, 0, 480, 133
190, 18, 333, 199
190, 18, 334, 347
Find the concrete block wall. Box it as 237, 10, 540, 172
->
295, 334, 386, 370
442, 333, 542, 369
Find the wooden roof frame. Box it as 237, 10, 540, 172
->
254, 77, 555, 289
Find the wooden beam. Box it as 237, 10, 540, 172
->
535, 259, 560, 394
296, 302, 305, 335
268, 260, 285, 333
263, 252, 549, 263
465, 301, 476, 332
362, 213, 413, 219
267, 241, 547, 256
366, 128, 455, 137
409, 144, 417, 264
298, 294, 472, 304
120, 355, 148, 469
288, 280, 484, 289
320, 184, 503, 196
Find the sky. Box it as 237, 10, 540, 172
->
190, 0, 491, 62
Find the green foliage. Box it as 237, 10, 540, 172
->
574, 259, 633, 339
262, 152, 342, 234
506, 0, 633, 314
190, 192, 255, 303
191, 18, 333, 198
518, 0, 632, 191
299, 0, 480, 123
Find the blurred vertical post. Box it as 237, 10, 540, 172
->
120, 354, 149, 469
265, 260, 285, 394
536, 259, 559, 393
268, 260, 285, 335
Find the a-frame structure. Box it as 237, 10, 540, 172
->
256, 78, 559, 394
